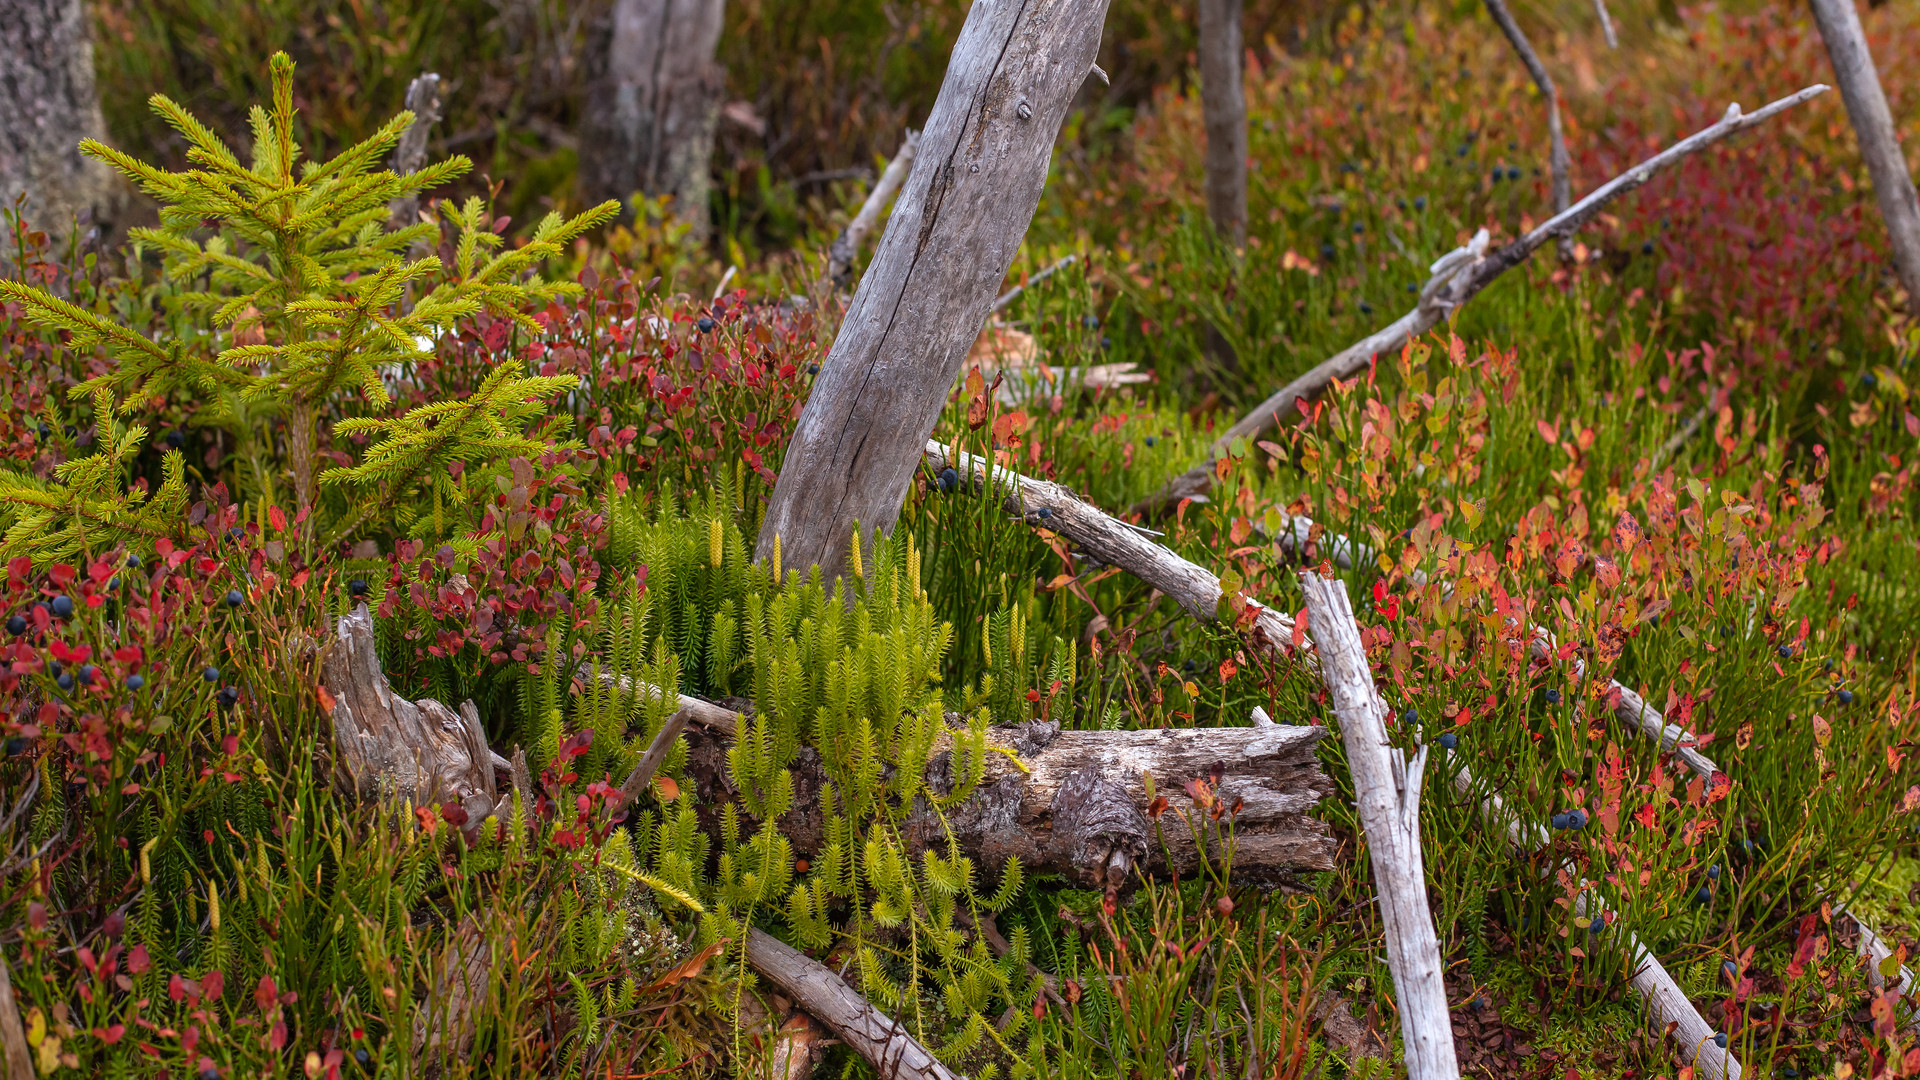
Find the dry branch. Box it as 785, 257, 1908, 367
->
989, 253, 1079, 316
1592, 0, 1619, 49
922, 440, 1303, 657
1132, 83, 1830, 516
746, 928, 962, 1080
822, 131, 921, 288
1807, 0, 1920, 317
1300, 574, 1458, 1080
1481, 0, 1571, 257
757, 0, 1114, 583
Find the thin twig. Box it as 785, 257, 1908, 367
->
1482, 0, 1572, 258
1593, 0, 1619, 49
989, 253, 1079, 316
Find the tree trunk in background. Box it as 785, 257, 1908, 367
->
578, 0, 727, 244
756, 0, 1112, 584
1807, 0, 1920, 317
1198, 0, 1247, 249
0, 0, 128, 245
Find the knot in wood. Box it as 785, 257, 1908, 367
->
1051, 767, 1149, 887
1016, 100, 1033, 121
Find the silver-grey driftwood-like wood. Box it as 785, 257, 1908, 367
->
1199, 0, 1248, 249
386, 72, 443, 231
746, 928, 963, 1080
1132, 83, 1830, 515
1300, 573, 1458, 1080
823, 131, 921, 288
756, 0, 1114, 584
1807, 0, 1920, 318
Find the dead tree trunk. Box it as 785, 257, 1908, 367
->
0, 0, 128, 246
1198, 0, 1248, 250
756, 0, 1113, 584
1300, 574, 1458, 1080
386, 72, 444, 231
1807, 0, 1920, 317
578, 0, 728, 243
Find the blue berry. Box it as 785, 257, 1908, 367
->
697, 317, 715, 333
1144, 436, 1156, 447
1437, 733, 1458, 750
203, 666, 220, 683
1642, 241, 1655, 255
1544, 688, 1561, 705
125, 674, 144, 691
1838, 689, 1854, 705
78, 664, 95, 685
1320, 242, 1335, 259
1490, 169, 1502, 182
1707, 864, 1720, 879
49, 661, 60, 677
1507, 166, 1521, 180
355, 1049, 371, 1066
1036, 506, 1053, 520
56, 673, 73, 691
6, 615, 23, 635
1778, 644, 1793, 658
1695, 887, 1712, 905
1352, 222, 1364, 234
50, 595, 73, 619
1722, 960, 1737, 981
1551, 813, 1571, 830
348, 578, 369, 597
225, 589, 244, 607
938, 468, 959, 493
218, 686, 239, 709
1864, 372, 1878, 388
807, 363, 819, 375
201, 1068, 220, 1080
1714, 1032, 1727, 1048
1414, 196, 1426, 210
126, 554, 141, 568
1359, 301, 1373, 315
1567, 809, 1588, 829
1402, 707, 1418, 724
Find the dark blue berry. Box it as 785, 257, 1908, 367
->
50, 595, 73, 619
1144, 436, 1156, 447
1551, 813, 1571, 830
3, 737, 27, 756
1437, 733, 1458, 750
164, 430, 185, 449
1490, 169, 1502, 182
1642, 241, 1655, 255
348, 578, 369, 597
78, 664, 95, 685
355, 1049, 371, 1066
937, 468, 959, 493
1083, 315, 1100, 328
1707, 864, 1720, 879
1838, 689, 1854, 705
1714, 1032, 1727, 1048
1036, 506, 1053, 519
1359, 301, 1373, 314
1320, 242, 1335, 260
1402, 707, 1418, 725
56, 673, 73, 691
1722, 960, 1737, 981
125, 674, 144, 691
1506, 167, 1521, 180
807, 363, 819, 375
203, 666, 220, 683
49, 661, 61, 677
697, 317, 715, 333
1406, 282, 1417, 293
1351, 222, 1364, 234
1864, 373, 1878, 388
218, 686, 239, 709
127, 554, 141, 568
225, 589, 244, 607
1567, 809, 1588, 829
201, 1068, 220, 1080
1695, 887, 1712, 905
6, 615, 23, 635
1777, 644, 1793, 658
1413, 196, 1426, 209
1544, 688, 1561, 705
1099, 336, 1111, 348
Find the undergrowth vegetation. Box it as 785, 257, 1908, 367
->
4, 1, 1920, 1078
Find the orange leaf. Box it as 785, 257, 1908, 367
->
316, 685, 337, 713
645, 940, 727, 992
655, 775, 681, 802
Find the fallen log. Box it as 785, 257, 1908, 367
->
747, 928, 961, 1080
1301, 573, 1458, 1080
681, 716, 1337, 887
1131, 83, 1830, 516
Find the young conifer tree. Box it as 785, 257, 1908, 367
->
0, 52, 618, 557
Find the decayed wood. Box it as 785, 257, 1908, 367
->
1299, 574, 1457, 1080
386, 72, 444, 231
0, 947, 32, 1080
756, 0, 1114, 584
1199, 0, 1249, 249
1807, 0, 1920, 317
823, 131, 921, 288
1448, 763, 1743, 1080
614, 706, 695, 810
578, 0, 728, 240
1481, 0, 1571, 257
684, 716, 1336, 885
322, 603, 500, 841
1131, 83, 1831, 515
922, 440, 1304, 658
746, 928, 962, 1080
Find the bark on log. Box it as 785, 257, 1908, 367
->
756, 0, 1114, 584
683, 716, 1335, 886
0, 0, 130, 246
747, 928, 962, 1080
1132, 84, 1830, 516
823, 131, 921, 288
1482, 0, 1572, 257
922, 440, 1304, 658
1199, 0, 1248, 250
1807, 0, 1920, 318
578, 0, 727, 242
322, 603, 501, 842
0, 948, 32, 1080
386, 72, 444, 232
1300, 574, 1458, 1080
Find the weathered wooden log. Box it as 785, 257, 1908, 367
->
823, 131, 921, 288
1199, 0, 1248, 250
681, 716, 1335, 886
322, 603, 501, 841
1300, 573, 1457, 1080
747, 928, 962, 1080
1131, 83, 1830, 516
922, 440, 1303, 658
756, 0, 1114, 584
1807, 0, 1920, 318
